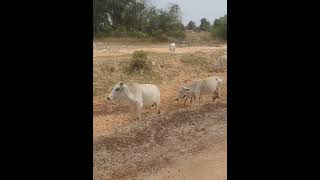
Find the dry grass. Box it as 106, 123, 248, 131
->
93, 34, 227, 179
93, 49, 226, 96
93, 47, 227, 115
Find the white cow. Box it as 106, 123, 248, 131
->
175, 76, 223, 106
169, 43, 176, 55
107, 82, 161, 119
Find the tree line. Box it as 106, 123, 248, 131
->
93, 0, 227, 40
186, 15, 227, 40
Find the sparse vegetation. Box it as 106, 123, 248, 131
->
180, 54, 207, 65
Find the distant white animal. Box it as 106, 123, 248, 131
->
107, 82, 161, 119
175, 76, 223, 106
169, 43, 176, 55
213, 54, 227, 72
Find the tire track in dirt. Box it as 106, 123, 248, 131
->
93, 103, 227, 180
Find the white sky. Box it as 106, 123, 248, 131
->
149, 0, 227, 26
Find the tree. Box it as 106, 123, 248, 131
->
186, 21, 196, 30
142, 4, 185, 38
211, 15, 227, 40
93, 0, 111, 34
93, 1, 185, 39
199, 18, 211, 31
168, 3, 182, 24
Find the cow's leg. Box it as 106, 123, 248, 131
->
151, 102, 158, 115
155, 103, 160, 115
193, 94, 200, 107
197, 96, 202, 106
184, 98, 188, 105
136, 103, 143, 120
212, 91, 219, 102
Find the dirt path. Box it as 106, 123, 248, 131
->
93, 103, 227, 180
93, 45, 227, 58
139, 142, 226, 180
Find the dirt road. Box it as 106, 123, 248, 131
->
140, 143, 226, 180
93, 45, 227, 58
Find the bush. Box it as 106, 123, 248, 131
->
167, 30, 186, 39
129, 51, 151, 72
127, 30, 148, 38
94, 25, 113, 37
155, 34, 169, 42
212, 25, 227, 40
113, 26, 127, 37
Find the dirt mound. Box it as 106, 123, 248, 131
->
93, 103, 227, 180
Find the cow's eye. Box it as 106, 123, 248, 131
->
115, 88, 120, 91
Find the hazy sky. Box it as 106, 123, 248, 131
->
150, 0, 227, 26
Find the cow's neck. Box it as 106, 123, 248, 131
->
123, 86, 137, 103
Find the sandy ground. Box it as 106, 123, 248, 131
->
140, 143, 226, 180
93, 41, 227, 180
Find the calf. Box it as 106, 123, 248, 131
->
175, 76, 223, 106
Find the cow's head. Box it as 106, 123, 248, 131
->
107, 82, 125, 101
175, 86, 191, 101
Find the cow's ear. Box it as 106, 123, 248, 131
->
119, 82, 124, 86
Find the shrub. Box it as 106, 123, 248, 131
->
113, 26, 127, 37
127, 30, 148, 38
212, 25, 227, 40
155, 34, 169, 42
95, 25, 113, 37
129, 51, 151, 72
167, 30, 186, 39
